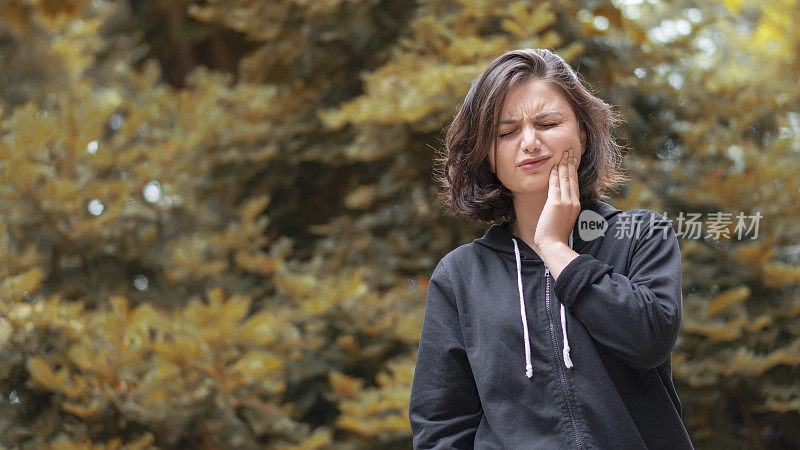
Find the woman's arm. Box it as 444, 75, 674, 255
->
409, 259, 483, 449
552, 214, 684, 370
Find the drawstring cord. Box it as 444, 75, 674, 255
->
513, 233, 575, 379
561, 296, 574, 368
563, 232, 574, 368
513, 238, 534, 378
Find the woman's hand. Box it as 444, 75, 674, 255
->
533, 149, 581, 252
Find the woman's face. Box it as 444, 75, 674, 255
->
488, 79, 586, 197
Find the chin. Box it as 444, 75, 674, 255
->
511, 186, 548, 197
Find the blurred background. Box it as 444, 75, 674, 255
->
0, 0, 798, 448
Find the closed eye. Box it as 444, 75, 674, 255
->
499, 123, 559, 138
499, 130, 515, 138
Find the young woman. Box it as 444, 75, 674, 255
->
409, 49, 693, 449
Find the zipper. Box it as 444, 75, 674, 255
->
545, 267, 584, 449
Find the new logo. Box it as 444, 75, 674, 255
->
577, 209, 608, 241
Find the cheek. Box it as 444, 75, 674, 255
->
494, 148, 520, 185
494, 144, 515, 169
547, 129, 582, 151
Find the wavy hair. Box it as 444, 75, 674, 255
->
434, 48, 630, 223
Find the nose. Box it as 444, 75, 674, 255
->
520, 123, 541, 153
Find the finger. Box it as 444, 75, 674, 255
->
559, 152, 570, 203
568, 150, 580, 203
549, 162, 559, 198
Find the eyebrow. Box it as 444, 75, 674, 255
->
500, 111, 563, 124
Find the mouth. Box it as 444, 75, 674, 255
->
519, 157, 550, 170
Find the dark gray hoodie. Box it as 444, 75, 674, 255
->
409, 200, 694, 449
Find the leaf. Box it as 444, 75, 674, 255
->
28, 356, 68, 388
707, 286, 750, 317
62, 398, 103, 418
229, 351, 285, 386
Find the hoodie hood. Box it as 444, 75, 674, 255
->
473, 199, 622, 262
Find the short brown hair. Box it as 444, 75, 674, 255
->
434, 48, 630, 223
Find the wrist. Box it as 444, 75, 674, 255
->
536, 241, 580, 281
534, 240, 569, 253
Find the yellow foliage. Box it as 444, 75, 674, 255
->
230, 351, 285, 386
721, 0, 746, 14
750, 0, 798, 60
274, 427, 334, 450
28, 356, 71, 391
60, 398, 104, 419
318, 0, 574, 134
344, 185, 376, 210
747, 314, 773, 333
235, 250, 278, 275
707, 286, 750, 317
762, 261, 800, 288
682, 316, 745, 341
730, 239, 775, 269
237, 310, 281, 346
330, 356, 415, 440
723, 339, 800, 377
3, 287, 302, 445
0, 267, 45, 303
0, 315, 11, 350
48, 432, 155, 450
760, 385, 800, 413
329, 371, 365, 399
755, 338, 800, 375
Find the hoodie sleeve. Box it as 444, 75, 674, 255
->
553, 213, 683, 370
409, 258, 483, 449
